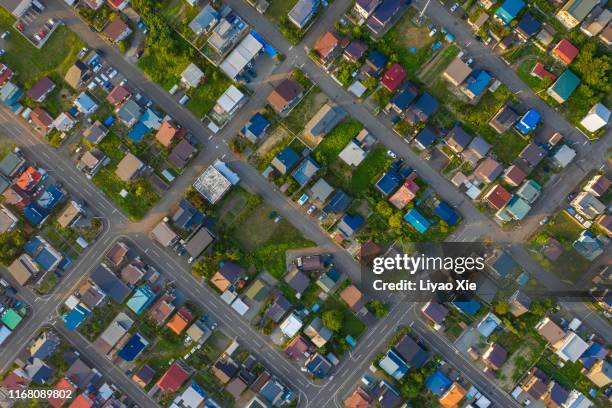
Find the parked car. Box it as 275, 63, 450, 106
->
450, 3, 459, 12
307, 205, 316, 215
0, 49, 5, 57
1, 31, 9, 39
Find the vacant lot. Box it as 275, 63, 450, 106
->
312, 120, 363, 165
347, 145, 392, 196
418, 45, 460, 84
320, 296, 366, 339
0, 9, 84, 87
266, 0, 298, 24
498, 335, 546, 391
283, 87, 327, 135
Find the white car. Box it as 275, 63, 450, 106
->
92, 64, 102, 73
108, 69, 118, 79
307, 205, 316, 215
428, 28, 437, 37
450, 3, 459, 12
386, 150, 397, 159
0, 31, 9, 39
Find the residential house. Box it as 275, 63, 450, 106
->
553, 39, 579, 64
120, 260, 146, 285
474, 158, 503, 183
582, 8, 612, 36
482, 343, 507, 370
304, 317, 333, 348
184, 227, 215, 260
0, 150, 25, 178
556, 0, 598, 29
172, 198, 204, 231
519, 142, 546, 168
443, 57, 472, 87
553, 332, 589, 362
74, 92, 98, 115
152, 221, 178, 248
388, 82, 419, 114
596, 214, 612, 236
284, 268, 310, 297
362, 50, 387, 77
489, 105, 519, 134
83, 121, 108, 145
127, 286, 156, 315
167, 307, 193, 335
503, 164, 527, 187
157, 361, 190, 393
323, 189, 352, 215
444, 124, 472, 153
30, 107, 54, 134
531, 62, 557, 82
394, 335, 430, 369
193, 162, 237, 204
494, 0, 525, 25
304, 353, 332, 379
90, 264, 131, 303
181, 63, 205, 89
267, 79, 304, 114
509, 290, 531, 316
207, 16, 248, 55
52, 112, 76, 133
515, 13, 541, 40
265, 295, 291, 323
0, 205, 18, 234
462, 70, 493, 100
105, 241, 129, 269
271, 147, 300, 175
106, 83, 132, 106
535, 25, 555, 50
469, 12, 489, 31
337, 213, 364, 238
516, 179, 541, 204
551, 144, 576, 168
573, 230, 604, 260
571, 191, 605, 219
211, 261, 243, 292
288, 0, 320, 29
340, 284, 365, 312
0, 63, 13, 87
381, 63, 406, 93
600, 24, 612, 45
155, 121, 184, 148
64, 61, 90, 89
310, 178, 334, 203
219, 33, 263, 80
188, 5, 219, 35
240, 112, 270, 143
584, 174, 610, 197
498, 196, 531, 221
133, 365, 155, 388
421, 301, 448, 328
586, 360, 611, 387
405, 92, 439, 124
102, 18, 132, 43
344, 387, 372, 408
389, 178, 419, 210
292, 156, 320, 186
168, 139, 197, 169
343, 40, 368, 62
280, 313, 304, 338
580, 102, 610, 133
479, 0, 497, 9
115, 153, 143, 182
353, 0, 381, 20
379, 348, 409, 380
149, 292, 176, 325
414, 127, 438, 150
26, 77, 55, 103
78, 148, 106, 179
339, 140, 366, 166
107, 0, 129, 10
316, 268, 342, 293
304, 103, 346, 143
483, 184, 512, 211
547, 70, 581, 103
404, 208, 431, 234
314, 31, 341, 66
439, 383, 466, 408
366, 0, 405, 36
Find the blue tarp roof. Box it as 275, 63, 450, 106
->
323, 190, 352, 214
128, 122, 149, 142
24, 205, 46, 226
518, 13, 541, 36
495, 0, 524, 24
467, 70, 492, 97
376, 162, 404, 195
434, 202, 460, 226
415, 127, 438, 148
63, 305, 90, 330
251, 30, 277, 57
515, 109, 541, 134
404, 208, 431, 234
37, 185, 64, 210
452, 299, 481, 316
426, 370, 452, 396
414, 92, 439, 116
118, 333, 147, 361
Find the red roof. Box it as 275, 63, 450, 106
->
314, 31, 339, 60
107, 0, 126, 8
503, 165, 527, 186
531, 62, 557, 82
68, 394, 93, 408
381, 63, 406, 92
106, 84, 131, 106
0, 64, 13, 86
16, 167, 42, 192
1, 370, 30, 390
48, 378, 76, 408
31, 107, 54, 132
157, 361, 189, 392
483, 185, 512, 210
553, 39, 579, 64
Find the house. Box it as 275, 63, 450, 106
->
508, 290, 531, 316
573, 230, 604, 260
168, 139, 196, 169
155, 121, 182, 148
414, 126, 438, 150
515, 13, 541, 40
0, 64, 13, 87
292, 156, 320, 186
211, 261, 243, 292
519, 142, 546, 167
245, 279, 269, 302
547, 70, 581, 103
280, 312, 303, 338
0, 81, 23, 107
516, 179, 541, 204
553, 39, 579, 64
102, 18, 132, 43
474, 158, 503, 183
133, 365, 155, 388
115, 153, 143, 182
117, 333, 149, 362
477, 312, 501, 338
120, 260, 146, 285
439, 383, 466, 408
499, 196, 531, 221
488, 250, 519, 277
389, 178, 419, 209
600, 23, 612, 45
389, 82, 419, 113
353, 0, 381, 20
366, 0, 405, 35
596, 214, 612, 236
586, 360, 611, 387
240, 112, 270, 143
585, 174, 610, 197
117, 100, 142, 128
83, 121, 108, 145
304, 353, 332, 379
107, 0, 129, 9
265, 294, 291, 323
469, 12, 489, 31
105, 241, 129, 269
284, 268, 310, 297
582, 8, 612, 36
405, 92, 439, 124
535, 25, 555, 50
64, 61, 90, 89
571, 192, 605, 219
172, 198, 204, 231
337, 214, 364, 238
52, 112, 77, 133
152, 221, 178, 247
193, 163, 235, 204
157, 361, 190, 393
556, 0, 598, 29
310, 178, 334, 203
90, 264, 131, 303
207, 16, 248, 55
303, 104, 346, 142
482, 343, 507, 369
404, 208, 431, 234
127, 286, 156, 315
288, 0, 320, 29
553, 332, 589, 362
0, 151, 25, 178
78, 149, 106, 179
531, 62, 557, 82
317, 268, 342, 293
149, 292, 176, 325
343, 40, 368, 62
443, 57, 472, 87
219, 33, 263, 80
167, 307, 193, 335
314, 31, 341, 66
579, 342, 607, 370
535, 317, 565, 344
339, 140, 366, 166
363, 50, 387, 77
426, 370, 452, 397
7, 254, 38, 285
379, 349, 409, 380
271, 147, 300, 175
16, 166, 43, 192
26, 77, 55, 103
74, 92, 98, 115
580, 102, 610, 133
181, 63, 205, 89
462, 70, 492, 100
381, 63, 406, 92
267, 79, 304, 114
494, 0, 525, 25
106, 83, 132, 106
394, 335, 430, 369
421, 301, 448, 327
188, 5, 219, 35
340, 284, 365, 312
30, 108, 54, 134
434, 202, 460, 226
503, 165, 527, 187
186, 320, 212, 344
304, 317, 333, 348
551, 144, 576, 168
344, 387, 372, 408
483, 184, 512, 210
185, 227, 215, 260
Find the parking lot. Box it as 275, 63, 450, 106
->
13, 0, 62, 48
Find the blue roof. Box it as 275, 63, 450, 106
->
517, 13, 541, 36
63, 305, 90, 330
141, 108, 162, 130
338, 214, 364, 237
467, 70, 492, 97
23, 205, 46, 226
173, 198, 204, 230
31, 364, 53, 384
515, 109, 541, 134
37, 185, 64, 210
323, 190, 352, 214
495, 0, 525, 24
415, 127, 438, 149
128, 122, 149, 142
434, 201, 460, 226
292, 156, 320, 186
579, 342, 607, 369
275, 147, 300, 170
404, 209, 431, 234
24, 236, 43, 256
35, 248, 61, 272
414, 92, 439, 116
118, 333, 147, 361
426, 370, 452, 396
305, 354, 332, 378
452, 299, 481, 316
492, 251, 520, 277
478, 312, 501, 337
366, 51, 387, 70
127, 286, 156, 315
380, 349, 409, 380
76, 93, 96, 111
251, 30, 277, 57
391, 85, 418, 110
242, 113, 270, 141
376, 162, 404, 195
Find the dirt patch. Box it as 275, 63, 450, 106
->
498, 335, 545, 391
255, 125, 291, 157
394, 15, 431, 48
217, 188, 250, 227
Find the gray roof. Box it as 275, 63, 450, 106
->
185, 227, 215, 258
117, 99, 142, 125
285, 269, 310, 294
304, 104, 346, 139
0, 151, 25, 177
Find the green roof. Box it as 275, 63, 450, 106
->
506, 196, 531, 220
1, 309, 23, 330
516, 180, 542, 204
246, 280, 269, 301
549, 70, 581, 101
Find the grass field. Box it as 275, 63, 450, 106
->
516, 59, 550, 93
283, 87, 327, 135
320, 296, 366, 339
347, 145, 392, 195
312, 120, 363, 165
419, 45, 460, 84
265, 0, 298, 24
0, 9, 84, 87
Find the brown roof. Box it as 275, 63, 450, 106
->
483, 184, 512, 210
26, 77, 54, 101
31, 107, 54, 132
155, 121, 179, 147
115, 153, 143, 182
474, 158, 503, 183
389, 179, 419, 209
536, 317, 565, 344
105, 242, 129, 268
120, 261, 145, 285
344, 387, 371, 408
106, 84, 131, 106
267, 79, 303, 112
340, 285, 365, 311
168, 139, 196, 168
149, 293, 176, 324
57, 201, 82, 228
542, 237, 563, 261
103, 18, 130, 42
587, 174, 610, 196
314, 31, 339, 59
596, 214, 612, 235
503, 165, 527, 186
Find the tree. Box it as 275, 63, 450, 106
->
367, 300, 390, 318
494, 300, 510, 315
0, 229, 26, 265
322, 309, 344, 332
399, 371, 424, 399
388, 213, 403, 229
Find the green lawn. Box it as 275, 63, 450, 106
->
283, 87, 326, 135
77, 300, 123, 341
186, 70, 233, 118
516, 59, 550, 93
320, 296, 366, 339
265, 0, 298, 24
0, 9, 84, 87
312, 120, 363, 165
419, 45, 460, 84
347, 145, 392, 195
